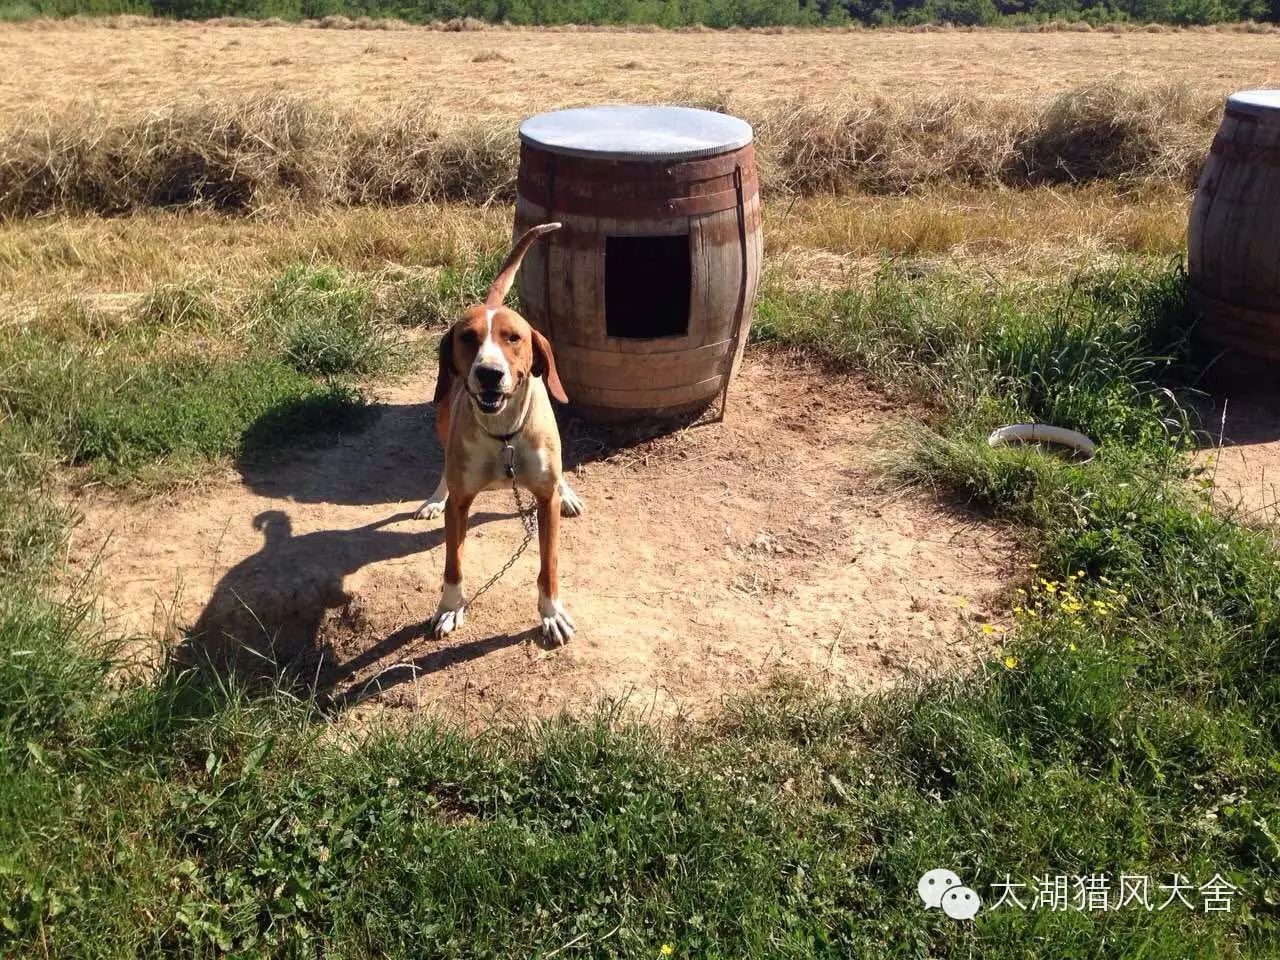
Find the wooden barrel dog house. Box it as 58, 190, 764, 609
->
513, 105, 763, 421
1189, 90, 1280, 362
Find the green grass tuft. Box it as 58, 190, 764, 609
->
68, 356, 367, 475
3, 333, 368, 483
0, 263, 415, 488
256, 264, 394, 376
754, 260, 1194, 447
139, 280, 223, 334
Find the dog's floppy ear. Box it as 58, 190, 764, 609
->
433, 326, 455, 405
486, 222, 562, 309
531, 328, 568, 404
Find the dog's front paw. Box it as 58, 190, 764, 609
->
430, 605, 465, 638
430, 604, 464, 638
558, 480, 584, 518
538, 592, 576, 645
430, 584, 465, 638
415, 497, 447, 521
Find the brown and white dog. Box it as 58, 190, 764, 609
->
417, 223, 582, 644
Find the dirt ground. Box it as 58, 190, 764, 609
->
2, 22, 1277, 119
70, 351, 1017, 724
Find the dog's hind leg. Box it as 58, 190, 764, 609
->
417, 396, 452, 521
558, 478, 584, 518
415, 473, 449, 521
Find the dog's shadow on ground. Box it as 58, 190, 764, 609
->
186, 393, 709, 709
173, 506, 526, 707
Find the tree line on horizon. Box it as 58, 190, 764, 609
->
6, 0, 1276, 31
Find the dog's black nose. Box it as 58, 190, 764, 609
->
474, 365, 504, 390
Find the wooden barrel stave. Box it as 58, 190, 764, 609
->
566, 376, 724, 409
549, 340, 729, 397
1189, 94, 1280, 361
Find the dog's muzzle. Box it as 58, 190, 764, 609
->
470, 364, 509, 414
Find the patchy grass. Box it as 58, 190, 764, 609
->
772, 186, 1188, 277
0, 204, 511, 303
138, 280, 223, 333
754, 259, 1192, 443
385, 248, 506, 326
0, 262, 422, 485
0, 191, 1189, 305
3, 259, 1279, 956
3, 333, 370, 484
0, 419, 70, 582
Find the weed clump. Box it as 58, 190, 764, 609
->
1013, 80, 1213, 184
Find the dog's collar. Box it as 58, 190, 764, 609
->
468, 386, 533, 475
468, 389, 532, 440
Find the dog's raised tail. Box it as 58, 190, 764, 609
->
485, 222, 562, 309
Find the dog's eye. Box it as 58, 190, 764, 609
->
459, 330, 480, 346
505, 333, 521, 345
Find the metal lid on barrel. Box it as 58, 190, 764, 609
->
518, 105, 753, 161
1225, 89, 1280, 122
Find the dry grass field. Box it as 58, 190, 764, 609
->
1, 21, 1278, 117
0, 22, 1256, 303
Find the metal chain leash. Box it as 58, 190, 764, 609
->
466, 443, 538, 607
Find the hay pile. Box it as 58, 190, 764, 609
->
761, 81, 1214, 193
0, 79, 1217, 218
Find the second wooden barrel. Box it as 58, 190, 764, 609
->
513, 105, 763, 421
1189, 89, 1280, 362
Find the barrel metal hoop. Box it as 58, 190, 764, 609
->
518, 144, 752, 184
1223, 106, 1269, 124
516, 187, 746, 219
716, 163, 750, 423
518, 142, 756, 217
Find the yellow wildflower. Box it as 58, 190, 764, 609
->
1003, 655, 1019, 670
661, 946, 675, 957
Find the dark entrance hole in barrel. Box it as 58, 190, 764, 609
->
605, 235, 691, 339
